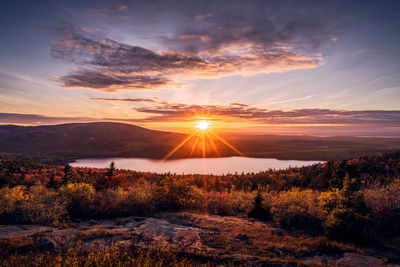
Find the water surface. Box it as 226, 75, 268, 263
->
71, 157, 321, 175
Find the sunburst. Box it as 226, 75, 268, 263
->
162, 115, 244, 161
195, 121, 210, 130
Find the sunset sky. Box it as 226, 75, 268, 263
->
1, 0, 400, 135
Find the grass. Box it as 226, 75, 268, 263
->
0, 243, 213, 267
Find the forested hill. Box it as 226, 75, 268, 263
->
0, 122, 184, 163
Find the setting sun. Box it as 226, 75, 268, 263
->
195, 121, 210, 130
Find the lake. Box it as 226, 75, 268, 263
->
71, 157, 321, 175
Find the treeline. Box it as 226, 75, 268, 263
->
1, 152, 399, 191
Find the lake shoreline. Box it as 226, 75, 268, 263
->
71, 156, 322, 175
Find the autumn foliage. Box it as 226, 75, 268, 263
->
1, 152, 400, 243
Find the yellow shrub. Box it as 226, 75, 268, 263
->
94, 183, 156, 217
0, 185, 67, 224
19, 185, 68, 224
59, 183, 95, 218
0, 186, 28, 215
318, 189, 340, 214
124, 180, 157, 214
270, 188, 324, 233
59, 183, 95, 201
230, 191, 255, 214
155, 176, 203, 211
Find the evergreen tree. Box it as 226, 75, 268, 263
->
107, 161, 115, 177
248, 191, 271, 221
324, 174, 369, 241
62, 164, 74, 185
329, 160, 346, 188
214, 177, 220, 191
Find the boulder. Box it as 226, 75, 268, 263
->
270, 228, 284, 236
34, 237, 57, 251
336, 253, 384, 267
237, 233, 249, 242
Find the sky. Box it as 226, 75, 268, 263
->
1, 0, 400, 136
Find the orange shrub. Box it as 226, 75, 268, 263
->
206, 191, 254, 215
94, 180, 156, 217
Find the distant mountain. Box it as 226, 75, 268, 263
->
0, 122, 186, 163
1, 122, 400, 164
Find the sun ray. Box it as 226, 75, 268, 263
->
161, 117, 245, 161
206, 106, 211, 118
191, 106, 199, 118
162, 132, 196, 161
201, 131, 206, 158
205, 131, 221, 157
189, 133, 201, 157
209, 130, 246, 157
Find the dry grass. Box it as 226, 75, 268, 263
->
168, 213, 357, 262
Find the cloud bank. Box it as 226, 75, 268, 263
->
90, 98, 400, 126
50, 1, 336, 91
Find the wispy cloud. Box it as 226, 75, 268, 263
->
0, 113, 91, 125
117, 4, 128, 11
90, 97, 157, 103
356, 49, 368, 54
265, 95, 315, 105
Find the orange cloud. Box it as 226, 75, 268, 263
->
89, 98, 400, 127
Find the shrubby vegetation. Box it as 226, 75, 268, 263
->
323, 175, 370, 242
1, 152, 400, 244
0, 242, 206, 266
364, 180, 400, 236
269, 189, 324, 235
0, 185, 67, 224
